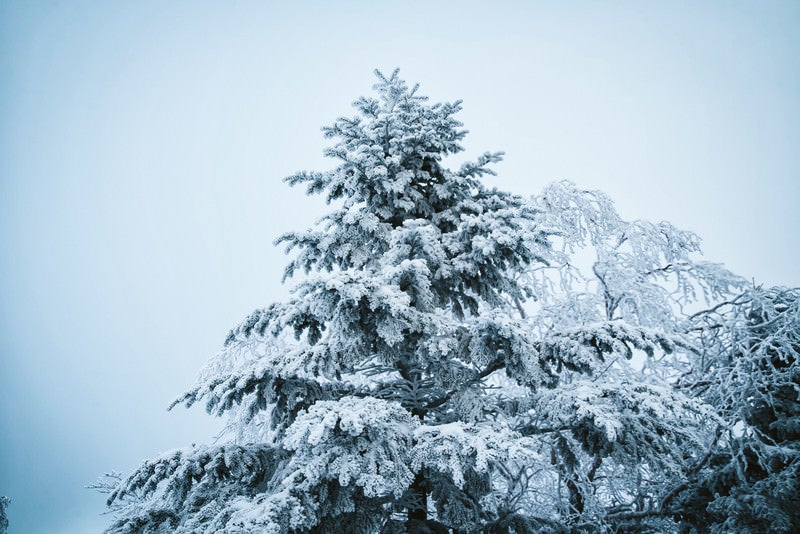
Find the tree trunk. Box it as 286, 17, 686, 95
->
408, 471, 428, 522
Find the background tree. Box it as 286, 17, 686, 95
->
506, 181, 743, 530
672, 286, 800, 533
0, 496, 9, 534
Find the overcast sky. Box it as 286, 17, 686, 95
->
1, 1, 798, 532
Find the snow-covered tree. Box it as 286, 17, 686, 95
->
104, 70, 585, 533
505, 181, 744, 530
102, 71, 797, 533
513, 183, 798, 532
0, 496, 9, 534
672, 286, 800, 532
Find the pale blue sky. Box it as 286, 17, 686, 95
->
1, 1, 798, 532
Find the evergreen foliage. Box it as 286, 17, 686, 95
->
674, 287, 800, 533
0, 496, 9, 534
102, 71, 799, 533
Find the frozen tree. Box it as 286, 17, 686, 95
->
515, 182, 798, 532
0, 496, 9, 534
672, 286, 800, 532
102, 71, 796, 533
504, 181, 744, 530
104, 70, 587, 533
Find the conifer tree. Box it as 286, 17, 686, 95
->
673, 286, 800, 532
0, 496, 9, 534
104, 70, 595, 533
